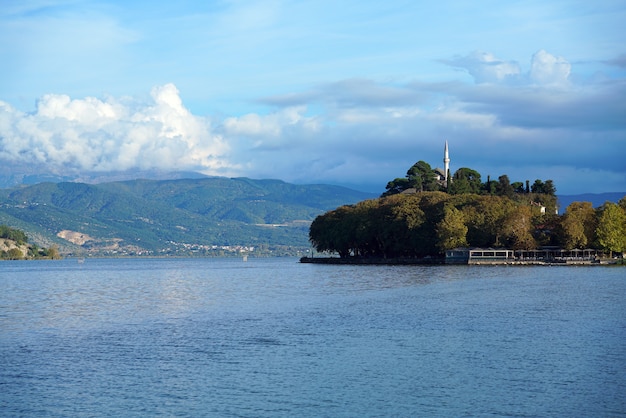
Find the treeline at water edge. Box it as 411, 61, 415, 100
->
308, 192, 626, 260
0, 225, 61, 260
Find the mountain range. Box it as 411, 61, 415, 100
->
0, 177, 377, 256
0, 172, 623, 257
556, 193, 625, 212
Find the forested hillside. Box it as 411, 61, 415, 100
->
0, 177, 376, 256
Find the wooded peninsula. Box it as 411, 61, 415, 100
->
0, 225, 60, 260
307, 160, 626, 261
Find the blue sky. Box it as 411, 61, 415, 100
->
1, 0, 625, 194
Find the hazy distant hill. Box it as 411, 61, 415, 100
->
0, 177, 377, 255
0, 167, 211, 188
557, 192, 625, 211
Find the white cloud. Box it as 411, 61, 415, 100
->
442, 51, 522, 84
0, 84, 232, 174
443, 49, 572, 87
1, 49, 625, 195
223, 106, 320, 148
530, 50, 571, 85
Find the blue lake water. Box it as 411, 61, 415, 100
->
1, 258, 625, 417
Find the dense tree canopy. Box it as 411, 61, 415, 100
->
448, 168, 482, 195
383, 160, 441, 196
558, 201, 597, 249
309, 192, 626, 259
382, 160, 556, 201
312, 160, 623, 259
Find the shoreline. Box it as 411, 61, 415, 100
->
300, 256, 624, 266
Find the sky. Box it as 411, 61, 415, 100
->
1, 0, 625, 194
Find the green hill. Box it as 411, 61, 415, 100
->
0, 177, 376, 256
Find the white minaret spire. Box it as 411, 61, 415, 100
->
443, 140, 450, 186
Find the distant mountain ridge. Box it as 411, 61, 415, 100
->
0, 168, 212, 188
0, 177, 377, 255
557, 192, 626, 211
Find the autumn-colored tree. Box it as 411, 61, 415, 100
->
47, 245, 61, 260
596, 202, 626, 256
559, 201, 597, 249
464, 196, 513, 247
436, 206, 468, 251
501, 205, 536, 250
7, 248, 24, 260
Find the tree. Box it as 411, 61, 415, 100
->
511, 182, 525, 194
483, 175, 497, 195
595, 202, 626, 256
383, 161, 440, 196
309, 206, 355, 257
560, 213, 586, 249
463, 196, 512, 247
448, 168, 482, 195
501, 205, 536, 250
407, 161, 438, 192
543, 180, 556, 196
531, 179, 556, 196
7, 248, 24, 260
496, 175, 515, 198
0, 225, 28, 245
436, 206, 468, 252
47, 245, 61, 260
383, 178, 410, 196
374, 195, 427, 257
558, 201, 597, 249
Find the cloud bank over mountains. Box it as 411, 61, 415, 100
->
0, 84, 231, 175
1, 50, 625, 194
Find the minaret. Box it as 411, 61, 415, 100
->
443, 140, 450, 187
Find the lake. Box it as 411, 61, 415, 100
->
1, 258, 625, 417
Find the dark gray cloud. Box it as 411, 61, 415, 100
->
605, 53, 626, 68
260, 78, 427, 108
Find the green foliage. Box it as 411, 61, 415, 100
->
407, 161, 439, 192
309, 192, 626, 259
0, 178, 375, 253
383, 178, 410, 196
0, 224, 28, 245
6, 248, 24, 260
448, 168, 482, 195
496, 175, 515, 198
0, 225, 60, 260
531, 179, 556, 196
436, 206, 468, 251
310, 192, 524, 258
310, 155, 620, 259
558, 201, 597, 249
383, 161, 441, 196
501, 205, 536, 250
596, 202, 626, 255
